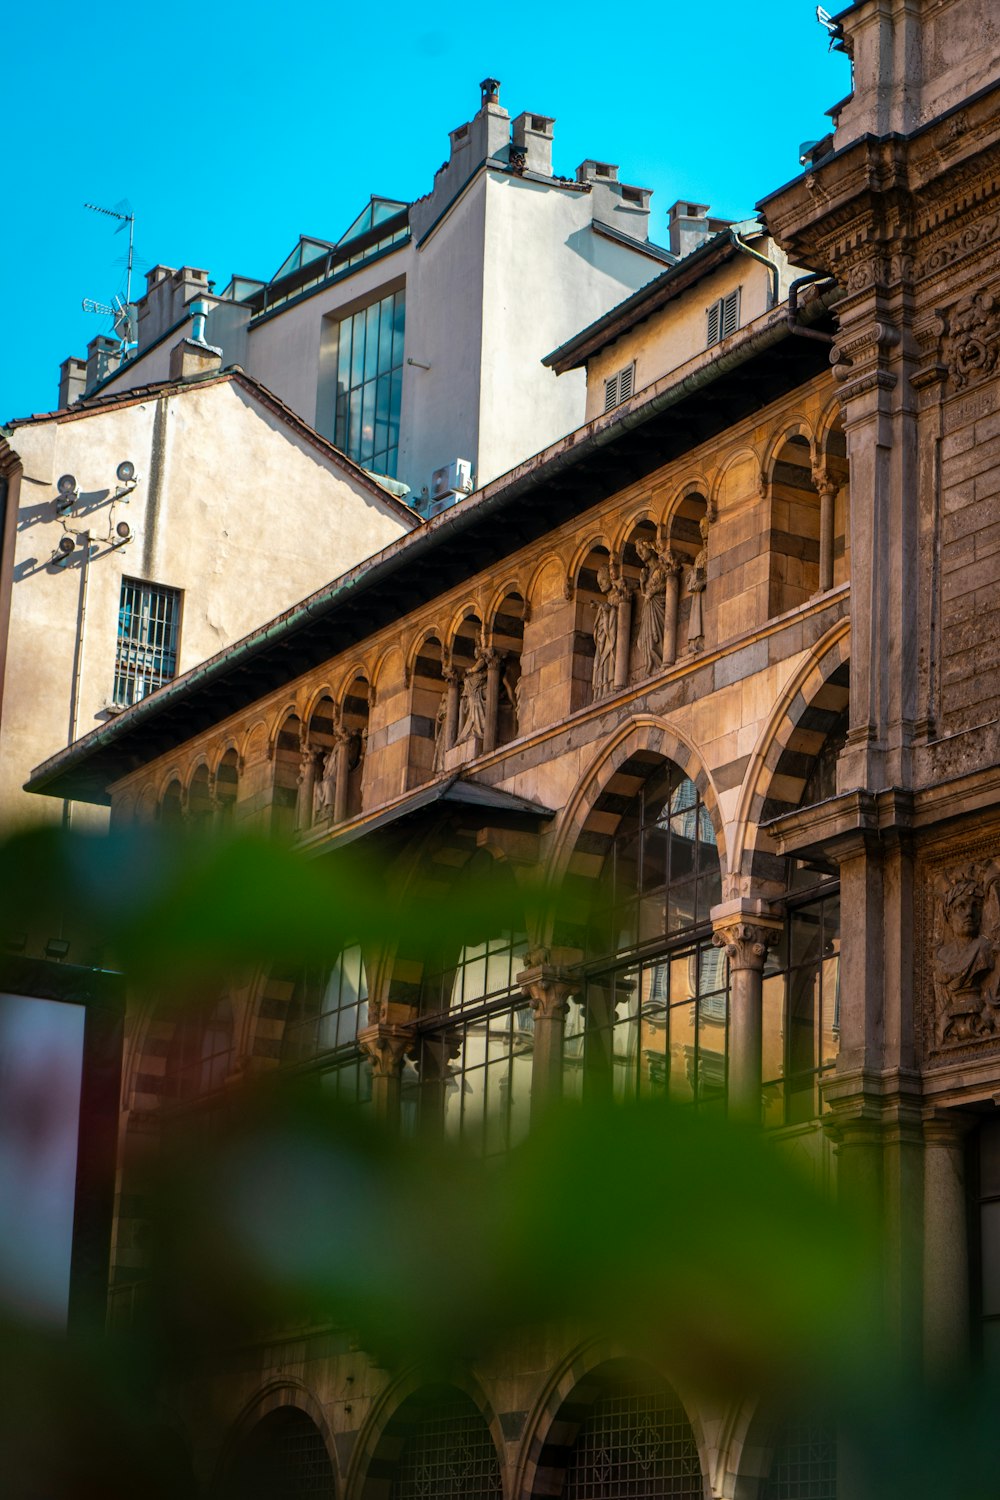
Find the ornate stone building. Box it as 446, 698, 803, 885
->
25, 0, 1000, 1493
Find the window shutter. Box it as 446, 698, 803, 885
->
721, 288, 740, 339
619, 363, 634, 401
604, 373, 619, 412
707, 300, 721, 346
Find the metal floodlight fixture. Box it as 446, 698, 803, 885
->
56, 474, 78, 513
115, 520, 132, 543
115, 459, 137, 493
44, 936, 71, 961
53, 534, 77, 566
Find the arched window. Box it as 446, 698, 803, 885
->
280, 945, 371, 1103
565, 760, 724, 1107
552, 1364, 703, 1500
762, 1417, 837, 1499
225, 1407, 336, 1499
169, 993, 233, 1100
385, 1388, 501, 1500
407, 852, 531, 1152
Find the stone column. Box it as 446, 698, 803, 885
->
662, 554, 682, 667
712, 901, 782, 1126
333, 729, 351, 824
357, 1022, 415, 1130
922, 1108, 975, 1375
517, 950, 580, 1124
295, 743, 317, 831
613, 578, 632, 690
812, 464, 838, 594
444, 667, 461, 752
482, 649, 503, 755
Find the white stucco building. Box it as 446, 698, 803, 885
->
0, 361, 416, 826
59, 80, 674, 511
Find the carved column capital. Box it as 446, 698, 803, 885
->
357, 1022, 416, 1079
711, 900, 782, 972
517, 955, 581, 1020
811, 463, 838, 497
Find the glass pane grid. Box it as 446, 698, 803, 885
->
334, 289, 404, 476
390, 1402, 502, 1500
282, 947, 368, 1065
565, 1384, 703, 1500
113, 578, 180, 707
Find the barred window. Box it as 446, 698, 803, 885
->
390, 1392, 501, 1500
114, 578, 180, 707
763, 1418, 837, 1500
564, 1375, 703, 1500
224, 1407, 336, 1499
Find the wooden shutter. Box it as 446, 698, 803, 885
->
707, 300, 721, 346
604, 372, 619, 411
721, 288, 740, 338
618, 363, 634, 401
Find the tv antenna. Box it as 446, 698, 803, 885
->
82, 200, 139, 357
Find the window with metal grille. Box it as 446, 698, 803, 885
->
763, 1418, 837, 1500
390, 1394, 502, 1500
224, 1407, 336, 1499
113, 578, 180, 707
564, 1377, 703, 1499
706, 288, 741, 346
604, 362, 636, 412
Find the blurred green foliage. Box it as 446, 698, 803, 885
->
0, 824, 996, 1497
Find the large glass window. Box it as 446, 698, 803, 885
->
113, 578, 180, 707
567, 762, 725, 1108
280, 946, 372, 1104
761, 866, 840, 1127
563, 1372, 703, 1500
334, 289, 405, 477
410, 931, 532, 1154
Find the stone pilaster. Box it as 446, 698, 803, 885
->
712, 900, 782, 1125
333, 729, 352, 824
612, 578, 632, 691
922, 1107, 976, 1375
812, 463, 839, 594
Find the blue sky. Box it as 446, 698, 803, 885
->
2, 1, 850, 425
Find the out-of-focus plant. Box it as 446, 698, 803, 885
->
0, 824, 995, 1497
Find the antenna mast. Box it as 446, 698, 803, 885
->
82, 201, 139, 360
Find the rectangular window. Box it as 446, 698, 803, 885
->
603, 361, 635, 413
113, 578, 180, 708
707, 288, 741, 347
333, 288, 405, 477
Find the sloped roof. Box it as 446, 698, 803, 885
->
4, 367, 419, 525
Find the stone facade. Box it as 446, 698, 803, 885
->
23, 2, 1000, 1493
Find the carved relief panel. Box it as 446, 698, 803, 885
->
918, 838, 1000, 1063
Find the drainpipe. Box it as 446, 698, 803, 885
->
64, 530, 92, 828
729, 228, 779, 310
787, 272, 838, 345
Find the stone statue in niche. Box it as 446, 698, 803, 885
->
633, 538, 669, 679
313, 746, 337, 820
932, 861, 1000, 1046
432, 693, 448, 773
501, 657, 521, 739
685, 516, 711, 650
456, 652, 488, 745
591, 563, 618, 699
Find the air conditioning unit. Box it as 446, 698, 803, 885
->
430, 458, 473, 504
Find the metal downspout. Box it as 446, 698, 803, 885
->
729, 228, 780, 309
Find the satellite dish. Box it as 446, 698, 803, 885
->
57, 474, 77, 496
116, 460, 136, 484
116, 521, 132, 541
57, 535, 76, 556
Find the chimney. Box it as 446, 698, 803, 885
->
511, 112, 554, 176
576, 159, 619, 185
668, 201, 713, 258
168, 298, 223, 381
85, 335, 121, 392
58, 356, 87, 408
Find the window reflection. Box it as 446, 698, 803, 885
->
572, 763, 725, 1109
761, 870, 840, 1127
283, 945, 369, 1064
